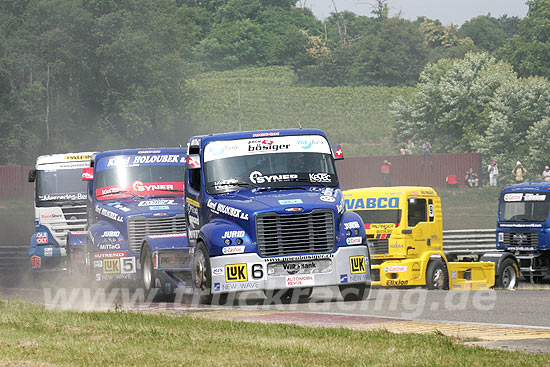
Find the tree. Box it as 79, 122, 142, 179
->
498, 0, 550, 78
391, 52, 517, 153
474, 76, 550, 181
458, 15, 507, 52
350, 18, 428, 86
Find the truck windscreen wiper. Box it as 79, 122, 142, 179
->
96, 189, 141, 198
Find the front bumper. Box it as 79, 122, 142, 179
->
210, 246, 370, 294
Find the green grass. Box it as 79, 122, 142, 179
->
439, 187, 501, 230
0, 300, 548, 366
188, 66, 414, 157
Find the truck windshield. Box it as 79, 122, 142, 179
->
95, 154, 185, 200
203, 135, 337, 194
353, 210, 402, 226
499, 192, 550, 223
36, 169, 88, 206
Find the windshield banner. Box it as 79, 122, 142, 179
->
96, 154, 186, 171
96, 181, 184, 200
204, 135, 331, 162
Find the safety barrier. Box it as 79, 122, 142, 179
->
443, 229, 497, 255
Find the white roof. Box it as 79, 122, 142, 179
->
36, 152, 95, 170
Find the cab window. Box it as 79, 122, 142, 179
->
408, 198, 427, 227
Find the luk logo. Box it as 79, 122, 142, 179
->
350, 256, 366, 274
103, 259, 120, 274
225, 264, 248, 282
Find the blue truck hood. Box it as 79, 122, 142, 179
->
208, 187, 343, 217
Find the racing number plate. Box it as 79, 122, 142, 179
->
225, 264, 248, 282
349, 256, 366, 274
103, 258, 120, 274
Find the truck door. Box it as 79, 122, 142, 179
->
185, 153, 203, 248
406, 197, 432, 253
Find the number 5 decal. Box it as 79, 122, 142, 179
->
121, 257, 136, 274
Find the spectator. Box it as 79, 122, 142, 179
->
400, 139, 414, 155
465, 168, 479, 188
421, 139, 433, 169
542, 166, 550, 181
487, 160, 499, 187
381, 160, 392, 186
512, 161, 527, 182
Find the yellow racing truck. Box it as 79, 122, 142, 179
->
344, 187, 498, 290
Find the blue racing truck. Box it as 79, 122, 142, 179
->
497, 181, 550, 284
28, 152, 94, 280
67, 148, 190, 296
184, 128, 371, 303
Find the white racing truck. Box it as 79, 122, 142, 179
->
28, 152, 94, 279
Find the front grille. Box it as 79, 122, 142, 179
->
502, 232, 538, 247
256, 209, 334, 257
50, 205, 88, 246
367, 239, 388, 255
127, 215, 187, 253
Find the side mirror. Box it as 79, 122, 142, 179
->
82, 167, 94, 181
28, 169, 37, 183
186, 155, 201, 169
332, 145, 344, 160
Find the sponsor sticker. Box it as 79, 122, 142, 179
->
222, 231, 245, 239
340, 274, 348, 283
225, 264, 248, 282
212, 267, 224, 277
44, 248, 53, 257
344, 221, 360, 230
350, 256, 366, 274
103, 259, 120, 274
222, 246, 246, 255
384, 265, 407, 273
278, 199, 303, 205
93, 252, 127, 260
36, 232, 48, 244
286, 275, 314, 287
31, 256, 41, 269
93, 260, 103, 268
503, 193, 523, 202
346, 237, 362, 245
320, 195, 335, 202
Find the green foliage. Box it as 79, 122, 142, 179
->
188, 66, 413, 156
457, 16, 510, 52
391, 52, 517, 154
474, 76, 550, 183
498, 0, 550, 78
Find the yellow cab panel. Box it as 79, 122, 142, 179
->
344, 186, 494, 289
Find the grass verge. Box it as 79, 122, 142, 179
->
0, 300, 548, 366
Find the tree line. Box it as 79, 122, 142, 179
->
0, 0, 549, 165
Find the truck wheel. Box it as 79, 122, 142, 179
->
426, 260, 449, 290
338, 283, 370, 301
495, 258, 518, 289
192, 243, 213, 304
141, 243, 157, 299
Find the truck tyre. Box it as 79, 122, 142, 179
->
141, 243, 157, 300
426, 260, 449, 290
495, 258, 518, 289
192, 243, 213, 304
338, 283, 370, 301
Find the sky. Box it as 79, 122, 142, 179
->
305, 0, 529, 25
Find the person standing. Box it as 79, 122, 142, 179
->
542, 166, 550, 181
381, 160, 392, 186
421, 139, 433, 169
512, 161, 527, 182
487, 160, 499, 187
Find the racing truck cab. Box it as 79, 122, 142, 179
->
185, 129, 371, 303
28, 152, 94, 275
67, 148, 190, 295
498, 182, 550, 282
